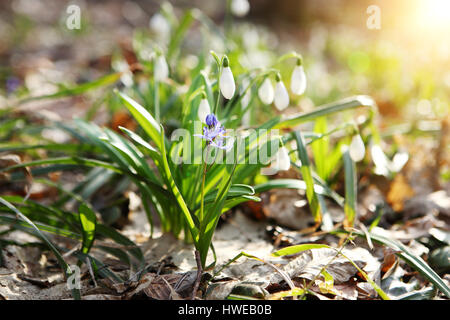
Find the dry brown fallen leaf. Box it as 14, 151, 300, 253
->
124, 272, 196, 300
0, 154, 33, 198
270, 247, 380, 285
387, 173, 415, 212
264, 189, 315, 230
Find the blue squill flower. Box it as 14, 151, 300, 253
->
6, 77, 20, 94
195, 114, 234, 150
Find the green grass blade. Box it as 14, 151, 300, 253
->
167, 10, 194, 61
342, 148, 357, 228
159, 125, 198, 243
78, 204, 96, 255
272, 244, 330, 257
116, 90, 163, 151
272, 242, 390, 299
0, 197, 81, 299
349, 230, 450, 298
18, 73, 120, 104
294, 131, 322, 225
0, 156, 123, 174
203, 184, 255, 203
276, 95, 377, 129
311, 117, 330, 180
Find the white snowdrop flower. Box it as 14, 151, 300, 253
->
390, 151, 409, 172
231, 0, 250, 17
260, 146, 291, 175
149, 13, 170, 37
219, 57, 235, 99
197, 97, 211, 123
258, 78, 274, 105
113, 59, 133, 87
349, 134, 365, 162
273, 146, 291, 171
290, 63, 307, 95
370, 144, 389, 176
274, 75, 289, 111
154, 55, 169, 81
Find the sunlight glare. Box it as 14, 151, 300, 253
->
422, 0, 450, 29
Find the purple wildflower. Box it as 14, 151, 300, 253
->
195, 114, 234, 150
205, 114, 218, 127
6, 77, 20, 94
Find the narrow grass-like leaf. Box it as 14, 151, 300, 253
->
345, 229, 450, 298
0, 197, 81, 299
272, 242, 390, 299
0, 156, 123, 174
276, 95, 377, 129
272, 244, 329, 257
199, 161, 238, 268
294, 131, 322, 225
116, 90, 163, 151
311, 117, 329, 180
203, 184, 254, 203
167, 10, 194, 61
254, 177, 344, 207
342, 148, 357, 228
0, 215, 81, 240
269, 288, 306, 300
159, 125, 198, 244
18, 73, 120, 104
78, 204, 96, 255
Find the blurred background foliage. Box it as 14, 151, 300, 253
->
1, 0, 448, 180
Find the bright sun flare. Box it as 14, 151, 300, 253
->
422, 0, 450, 28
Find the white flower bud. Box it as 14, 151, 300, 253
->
291, 65, 307, 95
274, 80, 290, 111
149, 13, 170, 37
349, 134, 365, 162
231, 0, 250, 17
154, 55, 169, 81
258, 78, 274, 105
220, 66, 235, 99
260, 146, 291, 175
197, 98, 211, 123
274, 146, 291, 171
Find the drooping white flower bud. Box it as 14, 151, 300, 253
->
273, 146, 291, 171
219, 57, 235, 99
291, 64, 307, 95
274, 75, 289, 111
154, 55, 169, 81
113, 59, 133, 87
198, 97, 211, 123
260, 146, 291, 175
349, 134, 365, 162
231, 0, 250, 17
258, 78, 274, 105
149, 13, 170, 37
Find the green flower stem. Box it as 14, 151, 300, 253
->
199, 145, 210, 223
214, 66, 222, 115
199, 161, 207, 223
224, 69, 279, 120
154, 79, 160, 123
272, 51, 302, 67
